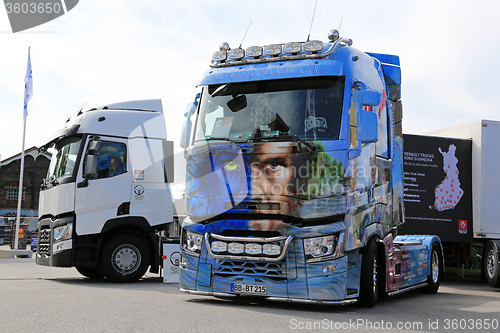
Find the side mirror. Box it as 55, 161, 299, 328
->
356, 90, 381, 144
359, 90, 381, 107
180, 93, 200, 149
358, 110, 378, 143
84, 155, 98, 178
87, 140, 101, 153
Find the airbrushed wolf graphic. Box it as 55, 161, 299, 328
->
3, 0, 79, 33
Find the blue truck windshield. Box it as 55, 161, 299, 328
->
194, 76, 344, 143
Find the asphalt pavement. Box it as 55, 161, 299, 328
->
1, 256, 499, 333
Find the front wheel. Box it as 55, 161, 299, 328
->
421, 242, 443, 294
359, 238, 379, 307
484, 243, 500, 288
100, 235, 150, 283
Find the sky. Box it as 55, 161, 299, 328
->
1, 0, 500, 164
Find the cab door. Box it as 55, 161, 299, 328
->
75, 136, 131, 236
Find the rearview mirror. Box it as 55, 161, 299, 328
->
227, 95, 247, 112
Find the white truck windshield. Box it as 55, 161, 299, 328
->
46, 136, 82, 180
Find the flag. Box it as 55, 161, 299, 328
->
23, 48, 33, 119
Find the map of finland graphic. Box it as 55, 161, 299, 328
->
434, 144, 463, 211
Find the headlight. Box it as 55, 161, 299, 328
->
182, 230, 203, 254
303, 232, 345, 263
53, 223, 73, 242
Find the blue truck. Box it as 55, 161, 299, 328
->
178, 29, 443, 306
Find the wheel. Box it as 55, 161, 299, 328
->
359, 238, 379, 307
421, 242, 443, 294
76, 266, 104, 279
100, 235, 150, 283
484, 243, 500, 288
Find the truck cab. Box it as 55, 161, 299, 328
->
36, 99, 174, 282
178, 30, 443, 306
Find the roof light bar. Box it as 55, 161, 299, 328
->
304, 40, 323, 52
264, 44, 282, 56
246, 46, 263, 58
212, 50, 227, 62
227, 48, 245, 60
283, 42, 301, 54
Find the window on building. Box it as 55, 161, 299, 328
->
6, 187, 26, 202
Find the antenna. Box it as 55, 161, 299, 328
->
239, 21, 252, 49
306, 0, 318, 42
338, 17, 343, 32
77, 87, 100, 112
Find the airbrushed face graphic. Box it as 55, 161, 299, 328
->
185, 140, 348, 221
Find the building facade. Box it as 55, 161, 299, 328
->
0, 147, 51, 241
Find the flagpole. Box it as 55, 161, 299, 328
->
14, 109, 27, 250
15, 47, 32, 250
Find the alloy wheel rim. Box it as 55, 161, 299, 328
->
487, 249, 497, 279
112, 244, 141, 275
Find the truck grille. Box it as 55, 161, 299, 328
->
39, 229, 50, 242
38, 228, 51, 255
38, 243, 50, 255
215, 259, 286, 279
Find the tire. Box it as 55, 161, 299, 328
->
76, 266, 104, 279
359, 238, 379, 307
421, 242, 443, 294
484, 243, 500, 288
100, 235, 150, 283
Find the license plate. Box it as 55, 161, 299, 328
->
231, 283, 267, 295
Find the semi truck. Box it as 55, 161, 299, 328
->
178, 29, 444, 307
400, 120, 500, 288
36, 99, 175, 282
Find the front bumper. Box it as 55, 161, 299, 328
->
36, 216, 74, 267
179, 238, 351, 303
178, 288, 357, 305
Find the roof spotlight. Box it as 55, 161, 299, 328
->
328, 29, 340, 42
219, 42, 230, 51
264, 44, 282, 56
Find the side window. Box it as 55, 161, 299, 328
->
92, 141, 127, 179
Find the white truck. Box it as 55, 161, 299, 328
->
400, 120, 500, 288
36, 99, 175, 282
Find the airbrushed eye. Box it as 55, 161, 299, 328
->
270, 164, 279, 169
223, 161, 239, 171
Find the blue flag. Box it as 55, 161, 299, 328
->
24, 48, 33, 119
